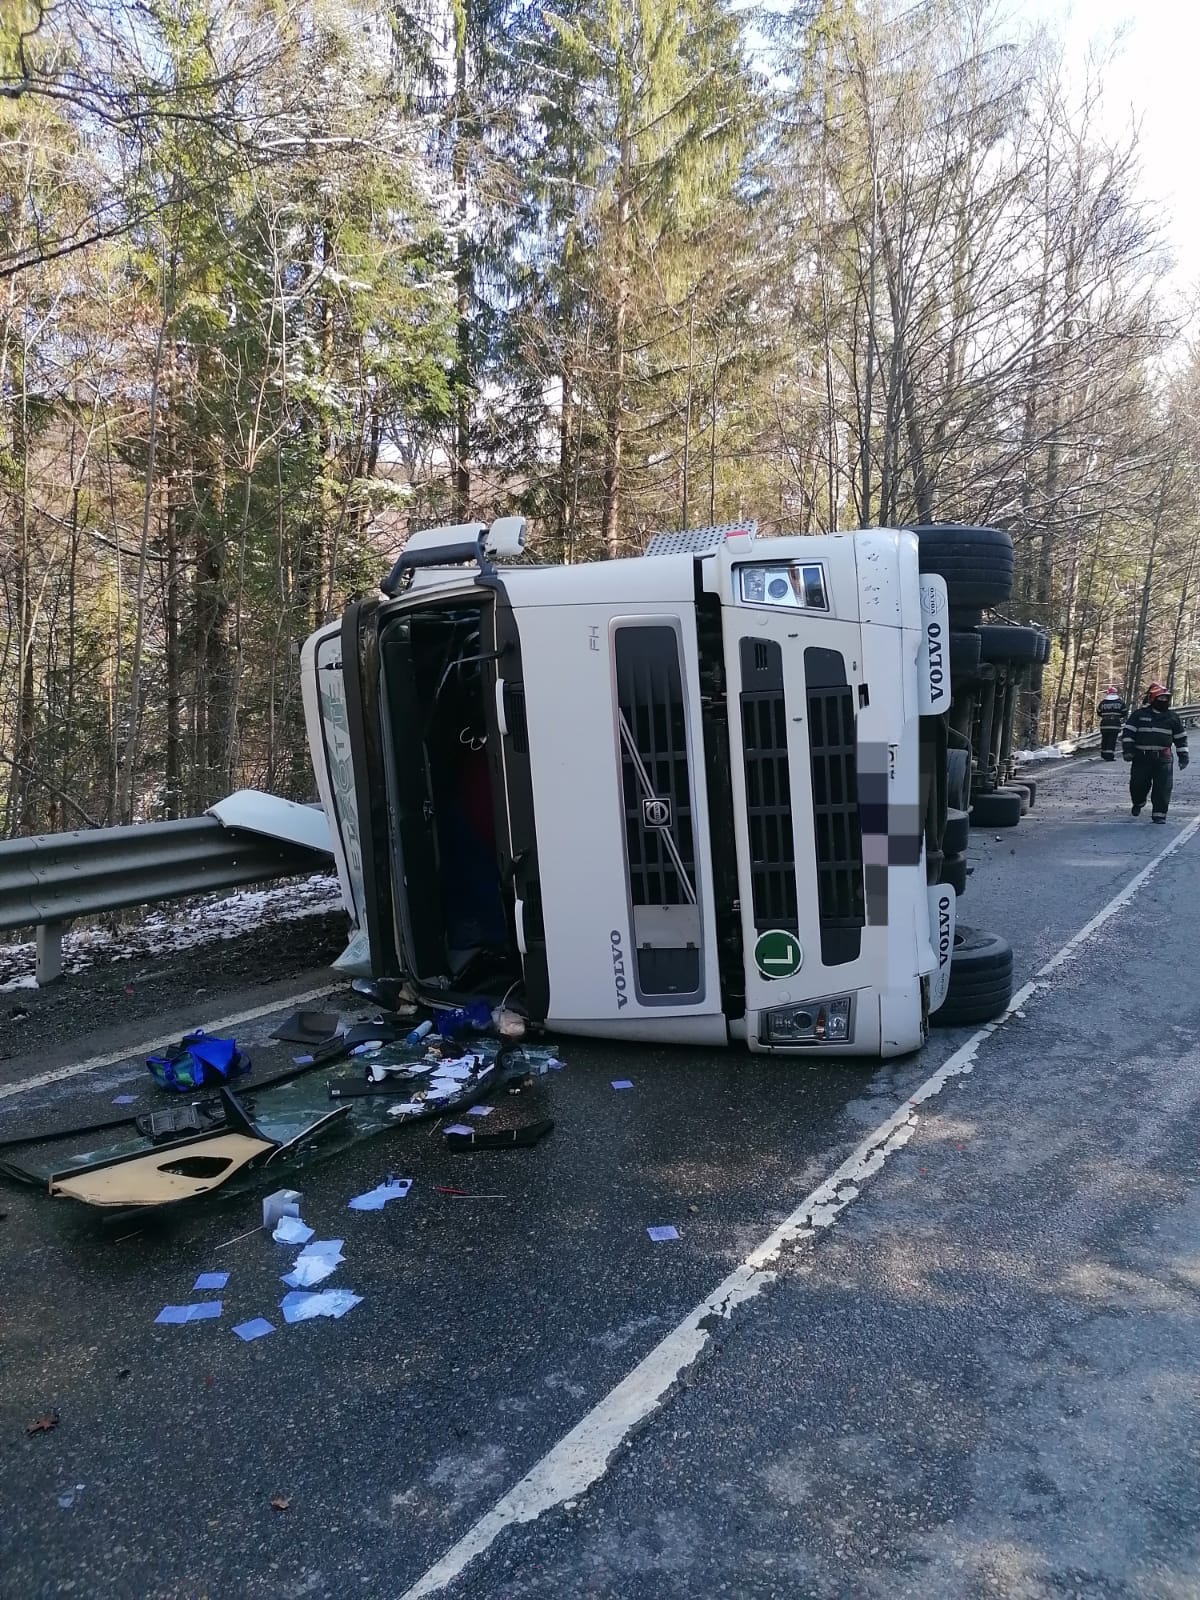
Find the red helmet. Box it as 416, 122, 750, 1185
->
1148, 682, 1167, 699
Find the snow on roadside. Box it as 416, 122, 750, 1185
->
0, 873, 345, 992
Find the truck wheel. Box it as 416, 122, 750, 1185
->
943, 807, 969, 855
970, 788, 1023, 828
1009, 782, 1031, 815
931, 926, 1013, 1027
940, 851, 968, 895
1035, 631, 1051, 664
978, 624, 1043, 665
949, 606, 983, 631
913, 524, 1014, 609
1023, 778, 1036, 807
947, 747, 971, 812
950, 630, 982, 677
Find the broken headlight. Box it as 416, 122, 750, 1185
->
762, 995, 853, 1045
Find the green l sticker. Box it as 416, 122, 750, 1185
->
754, 929, 803, 979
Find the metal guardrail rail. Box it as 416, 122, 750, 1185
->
0, 817, 334, 984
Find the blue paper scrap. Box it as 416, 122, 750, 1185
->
282, 1238, 344, 1289
348, 1178, 412, 1212
280, 1288, 362, 1324
467, 1105, 493, 1117
444, 1123, 474, 1136
646, 1226, 680, 1243
194, 1271, 229, 1291
155, 1301, 223, 1325
611, 1079, 634, 1090
112, 1094, 137, 1105
233, 1317, 275, 1343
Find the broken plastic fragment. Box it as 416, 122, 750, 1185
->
279, 1288, 361, 1323
233, 1317, 275, 1343
348, 1177, 412, 1211
272, 1214, 314, 1246
646, 1225, 680, 1243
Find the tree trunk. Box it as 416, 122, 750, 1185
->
601, 132, 631, 559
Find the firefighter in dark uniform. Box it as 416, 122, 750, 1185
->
1097, 685, 1126, 759
1122, 683, 1189, 821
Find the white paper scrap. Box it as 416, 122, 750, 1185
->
348, 1178, 412, 1211
272, 1214, 314, 1246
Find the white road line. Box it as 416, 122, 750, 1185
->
397, 816, 1200, 1600
0, 982, 341, 1102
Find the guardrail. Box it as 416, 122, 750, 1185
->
0, 816, 334, 984
1016, 704, 1200, 768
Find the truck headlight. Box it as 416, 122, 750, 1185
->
737, 563, 828, 610
762, 995, 853, 1044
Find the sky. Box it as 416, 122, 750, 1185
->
1040, 0, 1200, 295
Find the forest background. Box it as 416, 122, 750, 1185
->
3, 0, 1198, 835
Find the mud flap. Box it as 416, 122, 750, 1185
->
926, 882, 956, 1013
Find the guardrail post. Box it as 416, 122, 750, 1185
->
36, 920, 67, 985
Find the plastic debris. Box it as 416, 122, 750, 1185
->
155, 1302, 223, 1324
444, 1122, 474, 1136
272, 1213, 314, 1246
194, 1271, 229, 1291
263, 1189, 302, 1232
282, 1239, 344, 1289
233, 1318, 275, 1343
404, 1020, 434, 1047
646, 1225, 680, 1243
348, 1177, 412, 1211
279, 1288, 361, 1323
467, 1105, 493, 1117
492, 1007, 526, 1039
611, 1079, 633, 1090
112, 1094, 137, 1106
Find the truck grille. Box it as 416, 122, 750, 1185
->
739, 639, 798, 931
805, 649, 864, 965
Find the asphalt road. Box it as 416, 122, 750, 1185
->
3, 756, 1200, 1600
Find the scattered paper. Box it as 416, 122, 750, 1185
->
646, 1226, 680, 1243
386, 1101, 426, 1117
467, 1105, 493, 1118
272, 1214, 314, 1246
444, 1123, 474, 1136
112, 1094, 137, 1105
282, 1239, 345, 1289
155, 1301, 223, 1324
433, 1058, 475, 1081
280, 1288, 362, 1323
233, 1318, 275, 1343
194, 1271, 229, 1291
611, 1079, 634, 1090
348, 1178, 412, 1211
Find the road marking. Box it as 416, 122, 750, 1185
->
0, 982, 342, 1102
397, 814, 1200, 1600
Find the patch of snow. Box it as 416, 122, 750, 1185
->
0, 874, 344, 991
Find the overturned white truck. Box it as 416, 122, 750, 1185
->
302, 519, 1014, 1058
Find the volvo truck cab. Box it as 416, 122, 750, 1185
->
302, 518, 1009, 1058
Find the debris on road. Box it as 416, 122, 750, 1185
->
272, 1213, 314, 1246
263, 1188, 303, 1232
281, 1239, 344, 1289
611, 1079, 633, 1090
467, 1105, 493, 1117
112, 1095, 137, 1106
146, 1030, 251, 1092
155, 1302, 223, 1324
347, 1175, 411, 1210
279, 1288, 361, 1323
270, 1010, 342, 1046
25, 1412, 60, 1436
233, 1318, 275, 1342
647, 1225, 680, 1243
194, 1271, 229, 1291
444, 1117, 553, 1150
269, 1495, 291, 1512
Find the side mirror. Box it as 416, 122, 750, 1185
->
485, 515, 527, 560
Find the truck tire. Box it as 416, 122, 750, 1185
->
1035, 631, 1051, 664
946, 747, 971, 812
931, 926, 1013, 1027
913, 525, 1014, 608
940, 851, 968, 895
949, 606, 983, 631
1022, 778, 1036, 808
950, 630, 982, 677
1008, 782, 1031, 814
944, 807, 969, 855
978, 624, 1043, 665
970, 788, 1023, 828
